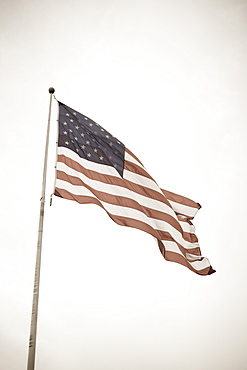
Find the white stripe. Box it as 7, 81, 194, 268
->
56, 179, 198, 250
185, 253, 203, 261
168, 200, 199, 218
188, 258, 211, 271
56, 179, 93, 197
178, 221, 195, 234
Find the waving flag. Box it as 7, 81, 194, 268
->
55, 102, 215, 275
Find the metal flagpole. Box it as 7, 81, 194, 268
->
27, 87, 55, 370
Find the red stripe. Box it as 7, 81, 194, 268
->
55, 187, 173, 241
55, 179, 201, 255
125, 160, 154, 180
56, 188, 203, 269
161, 189, 201, 210
56, 170, 185, 234
57, 160, 199, 244
57, 170, 197, 244
57, 154, 174, 209
125, 148, 144, 166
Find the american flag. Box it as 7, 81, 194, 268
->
55, 102, 215, 275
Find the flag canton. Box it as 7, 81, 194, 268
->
58, 102, 125, 177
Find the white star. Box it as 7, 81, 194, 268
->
101, 128, 104, 132
63, 131, 67, 135
108, 156, 113, 160
70, 119, 74, 122
75, 125, 79, 129
94, 148, 98, 153
81, 145, 85, 149
63, 122, 67, 125
73, 112, 77, 115
80, 133, 85, 137
74, 137, 78, 140
69, 129, 73, 132
66, 113, 69, 116
84, 117, 88, 120
99, 156, 104, 160
76, 148, 79, 152
109, 142, 113, 146
65, 141, 69, 145
86, 140, 90, 145
105, 135, 110, 138
87, 153, 91, 157
89, 123, 93, 126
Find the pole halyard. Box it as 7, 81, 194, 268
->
27, 88, 55, 370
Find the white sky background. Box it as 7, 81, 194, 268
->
0, 0, 247, 369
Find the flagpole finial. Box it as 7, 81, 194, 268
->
48, 87, 55, 94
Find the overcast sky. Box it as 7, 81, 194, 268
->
1, 0, 247, 369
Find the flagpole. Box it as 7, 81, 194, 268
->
27, 87, 55, 370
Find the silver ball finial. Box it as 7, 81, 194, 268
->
49, 87, 55, 94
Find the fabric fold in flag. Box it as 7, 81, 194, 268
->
55, 101, 215, 276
